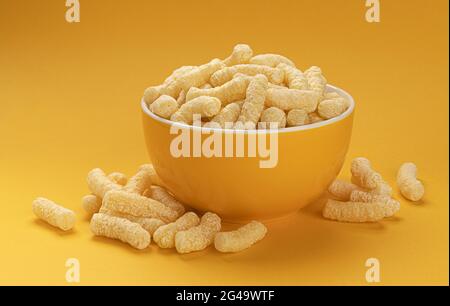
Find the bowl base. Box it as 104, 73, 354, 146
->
220, 209, 301, 225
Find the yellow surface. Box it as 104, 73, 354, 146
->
0, 0, 448, 285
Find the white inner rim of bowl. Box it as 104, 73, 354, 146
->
141, 84, 355, 135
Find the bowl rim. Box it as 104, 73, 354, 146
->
141, 84, 355, 135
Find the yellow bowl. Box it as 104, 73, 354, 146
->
142, 85, 355, 221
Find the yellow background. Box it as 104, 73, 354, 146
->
0, 0, 448, 285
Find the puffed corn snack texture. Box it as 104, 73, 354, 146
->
144, 44, 351, 130
33, 164, 269, 253
324, 157, 401, 223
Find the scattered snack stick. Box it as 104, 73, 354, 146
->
99, 207, 165, 235
144, 66, 195, 106
90, 213, 150, 250
223, 44, 253, 67
82, 194, 102, 215
175, 212, 221, 254
286, 109, 309, 127
149, 186, 185, 218
143, 85, 163, 106
186, 75, 251, 106
108, 172, 128, 186
250, 53, 295, 68
170, 96, 221, 124
325, 158, 401, 223
178, 60, 224, 97
318, 96, 349, 119
328, 179, 363, 201
149, 95, 179, 119
32, 197, 76, 231
397, 162, 425, 201
153, 212, 200, 248
373, 180, 393, 196
214, 221, 267, 253
123, 164, 155, 195
349, 191, 400, 217
177, 90, 187, 106
163, 65, 196, 86
234, 74, 268, 129
265, 88, 319, 113
277, 63, 308, 90
87, 168, 122, 198
209, 64, 283, 87
305, 66, 327, 98
322, 199, 387, 223
259, 107, 287, 129
83, 172, 128, 214
102, 190, 178, 223
350, 157, 383, 190
177, 59, 225, 93
145, 59, 223, 105
203, 102, 241, 128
